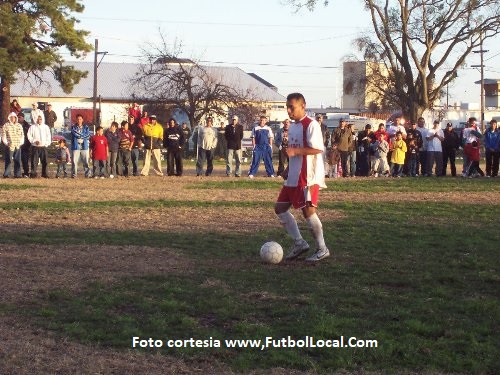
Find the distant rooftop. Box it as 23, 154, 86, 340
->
247, 73, 278, 91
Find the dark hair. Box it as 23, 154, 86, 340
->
396, 131, 402, 135
58, 139, 66, 145
96, 126, 103, 131
169, 118, 177, 124
111, 121, 118, 127
468, 117, 477, 123
121, 120, 128, 127
286, 92, 306, 103
76, 114, 84, 119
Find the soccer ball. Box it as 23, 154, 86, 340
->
260, 241, 283, 264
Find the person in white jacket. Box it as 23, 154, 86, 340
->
30, 103, 45, 125
195, 117, 217, 176
27, 115, 52, 177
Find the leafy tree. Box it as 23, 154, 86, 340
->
130, 35, 261, 129
0, 0, 92, 119
289, 0, 500, 121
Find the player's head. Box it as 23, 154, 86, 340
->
286, 93, 306, 121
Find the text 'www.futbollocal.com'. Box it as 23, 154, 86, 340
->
132, 336, 379, 351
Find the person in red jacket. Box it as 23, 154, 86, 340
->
90, 126, 109, 178
464, 141, 484, 177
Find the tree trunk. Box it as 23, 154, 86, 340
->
1, 77, 11, 123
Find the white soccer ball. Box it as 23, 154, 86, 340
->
260, 241, 283, 264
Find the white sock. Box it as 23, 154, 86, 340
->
277, 211, 302, 242
306, 213, 327, 250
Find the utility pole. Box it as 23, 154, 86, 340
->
92, 39, 108, 128
472, 32, 488, 133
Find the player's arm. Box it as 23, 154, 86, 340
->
286, 146, 322, 157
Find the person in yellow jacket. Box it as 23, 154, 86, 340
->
391, 131, 407, 177
140, 115, 164, 176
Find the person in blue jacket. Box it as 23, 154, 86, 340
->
484, 119, 499, 177
248, 115, 275, 178
71, 114, 92, 178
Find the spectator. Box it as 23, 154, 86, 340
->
461, 117, 482, 177
140, 115, 164, 176
105, 122, 120, 178
140, 111, 149, 128
196, 117, 218, 176
10, 99, 22, 114
416, 117, 427, 175
44, 103, 57, 135
464, 141, 484, 178
316, 114, 330, 177
248, 115, 275, 178
164, 118, 185, 176
129, 117, 144, 176
2, 112, 24, 178
442, 123, 460, 176
407, 138, 419, 177
117, 121, 134, 177
30, 103, 44, 125
356, 124, 375, 177
390, 131, 407, 177
70, 113, 92, 178
347, 124, 357, 177
425, 120, 444, 177
90, 126, 108, 178
216, 121, 227, 159
274, 118, 290, 177
27, 115, 51, 178
181, 122, 191, 158
327, 143, 341, 178
17, 112, 31, 178
372, 135, 390, 177
331, 119, 351, 177
484, 119, 499, 177
225, 115, 244, 177
128, 103, 141, 124
405, 121, 422, 175
55, 139, 71, 178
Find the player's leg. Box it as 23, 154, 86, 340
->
275, 198, 309, 260
301, 187, 330, 262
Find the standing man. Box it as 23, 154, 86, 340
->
30, 103, 45, 125
216, 121, 227, 159
128, 103, 141, 125
248, 115, 275, 178
275, 119, 290, 177
129, 116, 143, 176
484, 119, 499, 177
416, 117, 427, 176
17, 112, 31, 178
117, 120, 135, 177
105, 122, 120, 178
44, 103, 57, 135
357, 124, 375, 176
347, 124, 357, 177
2, 112, 24, 178
425, 120, 444, 177
461, 117, 482, 177
275, 93, 329, 262
442, 123, 460, 176
164, 118, 185, 176
225, 115, 244, 177
196, 117, 218, 176
405, 121, 423, 175
331, 119, 351, 177
140, 114, 164, 176
27, 115, 52, 178
70, 113, 91, 178
181, 122, 191, 159
316, 114, 330, 177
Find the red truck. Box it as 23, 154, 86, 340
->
63, 107, 100, 129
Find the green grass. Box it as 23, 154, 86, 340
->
0, 183, 40, 191
12, 200, 499, 374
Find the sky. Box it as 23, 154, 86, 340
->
72, 0, 500, 108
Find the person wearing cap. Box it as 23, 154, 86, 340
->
17, 112, 32, 177
27, 115, 52, 178
140, 115, 164, 176
442, 123, 460, 176
357, 124, 375, 176
425, 120, 444, 176
44, 103, 57, 135
248, 115, 275, 178
30, 103, 45, 126
225, 115, 244, 177
484, 119, 499, 177
2, 112, 24, 178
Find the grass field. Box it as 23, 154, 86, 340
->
0, 164, 498, 374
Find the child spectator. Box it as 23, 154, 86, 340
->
407, 138, 419, 177
90, 126, 108, 178
55, 139, 71, 178
464, 140, 484, 178
327, 143, 341, 178
372, 136, 390, 177
391, 131, 407, 177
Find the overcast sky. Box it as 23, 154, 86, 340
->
73, 0, 500, 108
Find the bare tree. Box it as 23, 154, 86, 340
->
129, 35, 260, 128
289, 0, 500, 122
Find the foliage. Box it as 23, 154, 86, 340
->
289, 0, 500, 121
129, 34, 263, 127
0, 0, 92, 117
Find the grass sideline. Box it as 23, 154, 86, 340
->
1, 177, 499, 374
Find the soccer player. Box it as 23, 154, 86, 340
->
275, 93, 330, 262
